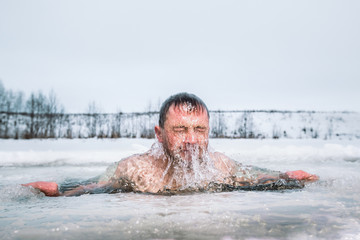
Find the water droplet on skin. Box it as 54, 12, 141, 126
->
149, 141, 222, 192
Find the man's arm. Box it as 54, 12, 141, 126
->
22, 159, 135, 197
22, 177, 137, 196
22, 181, 114, 197
22, 181, 61, 197
63, 181, 120, 196
214, 152, 319, 186
282, 170, 319, 182
215, 152, 319, 181
246, 166, 319, 184
63, 182, 107, 196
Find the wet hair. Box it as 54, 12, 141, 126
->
159, 92, 209, 128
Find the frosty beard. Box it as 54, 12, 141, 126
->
162, 142, 207, 169
158, 141, 220, 190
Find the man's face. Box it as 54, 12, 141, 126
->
155, 104, 209, 162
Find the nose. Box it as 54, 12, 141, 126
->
184, 131, 197, 144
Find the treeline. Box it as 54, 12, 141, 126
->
0, 81, 66, 138
0, 81, 64, 115
0, 111, 158, 139
0, 80, 157, 139
1, 110, 359, 140
1, 81, 359, 140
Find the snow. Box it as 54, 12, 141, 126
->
1, 111, 359, 139
1, 138, 359, 173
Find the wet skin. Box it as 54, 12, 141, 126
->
110, 104, 236, 193
23, 104, 319, 196
154, 103, 210, 162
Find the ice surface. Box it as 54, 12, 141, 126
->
1, 138, 360, 239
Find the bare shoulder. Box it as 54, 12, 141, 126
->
114, 152, 154, 178
210, 151, 237, 173
210, 151, 234, 163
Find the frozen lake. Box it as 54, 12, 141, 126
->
1, 138, 360, 239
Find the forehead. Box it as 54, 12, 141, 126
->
165, 104, 209, 125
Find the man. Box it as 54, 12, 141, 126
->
23, 93, 318, 196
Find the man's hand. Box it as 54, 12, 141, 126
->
285, 170, 319, 182
22, 181, 60, 197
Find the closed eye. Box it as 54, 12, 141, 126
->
173, 126, 186, 132
195, 126, 207, 132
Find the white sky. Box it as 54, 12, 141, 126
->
1, 0, 359, 113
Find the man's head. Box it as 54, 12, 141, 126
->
158, 93, 209, 129
155, 93, 210, 162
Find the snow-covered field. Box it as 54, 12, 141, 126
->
1, 138, 360, 239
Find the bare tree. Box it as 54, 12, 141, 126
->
0, 81, 6, 137
45, 90, 64, 138
326, 117, 334, 140
86, 101, 102, 138
237, 111, 254, 138
13, 91, 25, 138
0, 80, 6, 112
140, 100, 155, 138
211, 111, 227, 138
0, 81, 26, 138
1, 88, 14, 138
24, 91, 53, 138
272, 124, 281, 139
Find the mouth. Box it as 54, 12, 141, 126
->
169, 144, 207, 161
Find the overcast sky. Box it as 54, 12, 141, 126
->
1, 0, 359, 113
